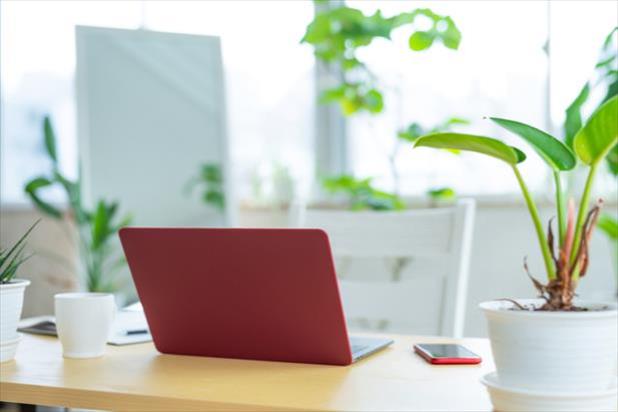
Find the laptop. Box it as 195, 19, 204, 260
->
119, 227, 393, 365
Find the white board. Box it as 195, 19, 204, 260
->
76, 26, 235, 227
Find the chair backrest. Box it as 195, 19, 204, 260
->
290, 199, 475, 337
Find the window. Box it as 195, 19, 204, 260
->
1, 1, 315, 204
1, 1, 143, 203
342, 0, 616, 196
2, 1, 615, 205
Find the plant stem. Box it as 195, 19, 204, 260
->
570, 163, 598, 266
553, 171, 566, 247
512, 166, 555, 280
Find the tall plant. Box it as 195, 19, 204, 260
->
414, 96, 618, 310
302, 4, 465, 209
24, 116, 132, 292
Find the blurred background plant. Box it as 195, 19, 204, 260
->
302, 3, 467, 210
322, 175, 405, 211
186, 163, 225, 212
23, 116, 132, 293
0, 220, 39, 283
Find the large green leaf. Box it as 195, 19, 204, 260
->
607, 144, 618, 175
574, 95, 618, 165
440, 17, 461, 49
91, 201, 109, 251
414, 133, 526, 165
598, 214, 618, 240
564, 83, 590, 149
23, 177, 62, 219
409, 31, 435, 51
43, 116, 58, 165
490, 117, 576, 171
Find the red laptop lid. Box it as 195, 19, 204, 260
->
119, 228, 353, 365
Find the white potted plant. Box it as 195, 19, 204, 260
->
1, 220, 39, 362
414, 96, 617, 410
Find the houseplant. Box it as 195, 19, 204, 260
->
24, 116, 132, 293
0, 220, 39, 362
414, 95, 617, 392
302, 4, 466, 209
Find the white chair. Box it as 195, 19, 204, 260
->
290, 199, 475, 337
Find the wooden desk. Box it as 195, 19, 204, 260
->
1, 333, 493, 411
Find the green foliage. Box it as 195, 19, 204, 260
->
598, 27, 618, 103
490, 117, 576, 171
488, 117, 576, 244
302, 5, 460, 116
415, 133, 526, 165
598, 214, 618, 241
0, 220, 40, 283
427, 187, 456, 202
320, 83, 384, 115
23, 116, 131, 293
564, 84, 590, 149
607, 145, 618, 175
574, 96, 618, 166
322, 175, 405, 211
413, 99, 618, 295
186, 163, 225, 211
304, 4, 463, 208
398, 117, 469, 143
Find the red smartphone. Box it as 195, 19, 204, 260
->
414, 343, 482, 365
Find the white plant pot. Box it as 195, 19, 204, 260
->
0, 279, 30, 362
480, 299, 618, 392
482, 372, 617, 412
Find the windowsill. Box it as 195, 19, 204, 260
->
2, 193, 616, 215
240, 193, 618, 211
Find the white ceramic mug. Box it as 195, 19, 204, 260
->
55, 293, 116, 359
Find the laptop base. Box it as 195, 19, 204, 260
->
350, 336, 394, 362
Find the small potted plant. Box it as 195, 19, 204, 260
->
414, 96, 617, 403
0, 220, 39, 362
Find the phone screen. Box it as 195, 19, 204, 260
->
415, 344, 479, 359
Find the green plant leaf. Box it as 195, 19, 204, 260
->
23, 177, 63, 219
427, 187, 456, 201
0, 219, 39, 283
91, 201, 109, 251
440, 17, 461, 49
606, 144, 618, 175
204, 190, 225, 211
43, 116, 58, 165
365, 89, 384, 113
322, 175, 404, 211
490, 117, 576, 171
598, 214, 618, 240
112, 214, 133, 234
414, 133, 526, 165
398, 123, 425, 142
319, 86, 346, 104
574, 95, 618, 165
409, 31, 435, 51
24, 176, 53, 192
564, 83, 591, 149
